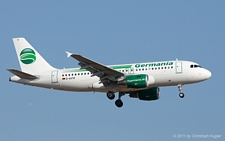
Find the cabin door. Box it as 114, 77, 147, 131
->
51, 70, 58, 83
176, 61, 183, 74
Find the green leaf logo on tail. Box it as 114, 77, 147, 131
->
20, 48, 36, 64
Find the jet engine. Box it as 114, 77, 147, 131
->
129, 87, 160, 101
117, 74, 155, 88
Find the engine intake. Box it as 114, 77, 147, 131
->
129, 87, 160, 101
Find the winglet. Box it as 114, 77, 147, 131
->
66, 51, 72, 58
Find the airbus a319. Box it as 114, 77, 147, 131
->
8, 38, 211, 108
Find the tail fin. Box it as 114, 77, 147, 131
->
13, 38, 55, 73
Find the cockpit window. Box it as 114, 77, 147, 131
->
190, 64, 202, 68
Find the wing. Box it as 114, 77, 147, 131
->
66, 52, 124, 84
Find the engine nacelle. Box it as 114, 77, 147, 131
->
129, 87, 160, 101
118, 74, 155, 88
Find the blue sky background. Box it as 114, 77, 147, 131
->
1, 1, 224, 140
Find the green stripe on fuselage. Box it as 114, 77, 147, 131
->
62, 65, 132, 73
110, 65, 132, 69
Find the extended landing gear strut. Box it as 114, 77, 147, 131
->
178, 84, 184, 98
106, 91, 125, 108
115, 92, 125, 108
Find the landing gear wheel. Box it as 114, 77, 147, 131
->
178, 84, 185, 98
115, 99, 123, 108
107, 91, 115, 100
179, 93, 184, 98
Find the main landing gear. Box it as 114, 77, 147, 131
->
106, 91, 125, 108
115, 99, 123, 108
107, 91, 115, 100
178, 84, 185, 98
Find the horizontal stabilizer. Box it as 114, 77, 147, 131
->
7, 69, 38, 79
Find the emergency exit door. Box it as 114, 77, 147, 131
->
129, 68, 134, 74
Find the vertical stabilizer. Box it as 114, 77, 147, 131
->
13, 38, 55, 73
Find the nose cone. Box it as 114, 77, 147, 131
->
205, 70, 212, 79
191, 69, 212, 83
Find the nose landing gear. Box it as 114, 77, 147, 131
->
178, 84, 185, 98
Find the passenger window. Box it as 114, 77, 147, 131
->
171, 66, 173, 69
65, 74, 67, 76
152, 68, 154, 70
142, 68, 144, 71
62, 74, 64, 77
165, 67, 166, 69
84, 73, 86, 75
158, 67, 160, 70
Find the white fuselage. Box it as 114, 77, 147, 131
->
10, 60, 211, 93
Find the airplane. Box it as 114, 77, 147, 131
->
8, 38, 212, 108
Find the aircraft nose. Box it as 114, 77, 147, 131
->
204, 69, 212, 79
